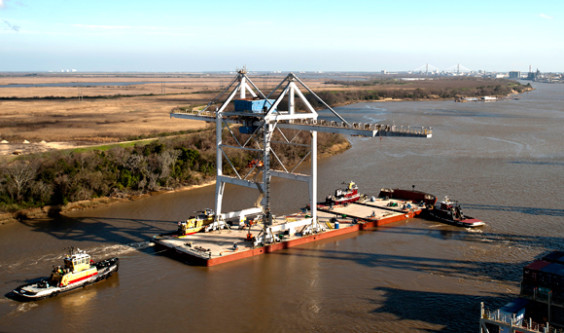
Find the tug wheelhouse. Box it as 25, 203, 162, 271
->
51, 250, 98, 287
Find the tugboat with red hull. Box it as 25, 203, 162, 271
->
426, 197, 485, 228
325, 181, 361, 205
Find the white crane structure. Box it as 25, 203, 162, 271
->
170, 69, 432, 245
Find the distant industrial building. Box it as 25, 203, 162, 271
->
508, 71, 520, 79
527, 71, 538, 81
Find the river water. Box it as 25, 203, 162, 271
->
1, 83, 563, 332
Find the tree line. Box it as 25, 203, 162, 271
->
0, 129, 346, 213
308, 80, 531, 105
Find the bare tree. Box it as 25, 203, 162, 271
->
4, 160, 38, 202
158, 149, 180, 180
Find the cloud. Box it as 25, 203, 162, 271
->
0, 0, 4, 8
539, 13, 553, 20
2, 19, 20, 31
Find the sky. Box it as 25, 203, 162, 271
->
0, 0, 563, 72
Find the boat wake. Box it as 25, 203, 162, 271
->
1, 241, 151, 271
1, 253, 66, 270
16, 302, 38, 313
88, 241, 153, 258
4, 302, 39, 317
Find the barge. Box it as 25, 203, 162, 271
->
377, 187, 437, 207
153, 194, 423, 267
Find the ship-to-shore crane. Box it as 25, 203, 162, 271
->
171, 69, 431, 245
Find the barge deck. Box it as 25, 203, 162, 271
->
153, 197, 422, 267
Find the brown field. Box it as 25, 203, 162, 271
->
0, 72, 522, 155
0, 74, 335, 146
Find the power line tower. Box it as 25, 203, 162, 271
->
171, 69, 431, 245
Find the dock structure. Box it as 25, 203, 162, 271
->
479, 249, 564, 333
480, 302, 558, 333
158, 68, 432, 265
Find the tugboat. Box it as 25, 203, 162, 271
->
12, 248, 119, 301
325, 181, 361, 205
426, 197, 485, 228
156, 208, 215, 239
178, 208, 215, 236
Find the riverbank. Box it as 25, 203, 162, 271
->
313, 85, 533, 108
0, 180, 217, 225
0, 138, 351, 225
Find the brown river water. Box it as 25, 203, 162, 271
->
1, 82, 563, 332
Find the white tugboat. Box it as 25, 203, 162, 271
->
12, 248, 119, 300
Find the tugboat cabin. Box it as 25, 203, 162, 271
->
334, 181, 358, 197
47, 250, 97, 287
436, 201, 463, 219
64, 252, 92, 273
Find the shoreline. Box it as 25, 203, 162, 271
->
0, 85, 530, 225
328, 86, 533, 107
0, 140, 351, 225
0, 180, 217, 225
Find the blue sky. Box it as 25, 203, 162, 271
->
1, 0, 562, 72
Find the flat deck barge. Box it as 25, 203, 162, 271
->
153, 196, 422, 266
